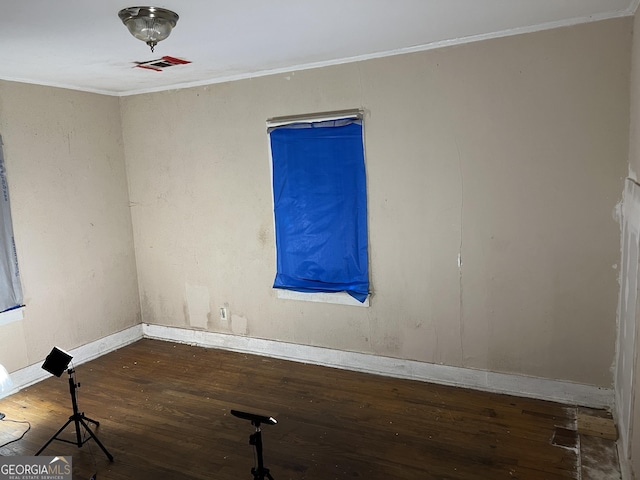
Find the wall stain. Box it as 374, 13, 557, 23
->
257, 225, 269, 248
183, 302, 190, 327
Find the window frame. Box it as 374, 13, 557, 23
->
267, 109, 370, 307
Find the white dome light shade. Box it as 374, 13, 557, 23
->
118, 7, 179, 52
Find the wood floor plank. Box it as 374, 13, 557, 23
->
0, 339, 610, 479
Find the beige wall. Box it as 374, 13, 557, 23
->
0, 82, 140, 372
631, 11, 640, 182
121, 18, 630, 387
625, 7, 640, 478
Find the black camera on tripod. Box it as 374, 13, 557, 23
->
231, 409, 278, 480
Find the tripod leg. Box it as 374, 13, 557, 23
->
35, 418, 74, 456
81, 414, 100, 427
74, 415, 84, 447
249, 430, 274, 480
78, 418, 113, 462
251, 467, 274, 480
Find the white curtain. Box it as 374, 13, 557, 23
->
0, 135, 23, 312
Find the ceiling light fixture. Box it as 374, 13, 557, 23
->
118, 6, 179, 53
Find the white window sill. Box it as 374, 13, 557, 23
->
0, 306, 24, 326
275, 290, 369, 307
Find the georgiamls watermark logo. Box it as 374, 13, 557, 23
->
0, 456, 72, 479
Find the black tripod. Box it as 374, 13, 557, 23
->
35, 368, 113, 461
231, 410, 277, 480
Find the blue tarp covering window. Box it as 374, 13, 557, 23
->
269, 118, 369, 302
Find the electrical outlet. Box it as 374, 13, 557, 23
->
219, 307, 227, 321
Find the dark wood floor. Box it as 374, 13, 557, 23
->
0, 339, 619, 479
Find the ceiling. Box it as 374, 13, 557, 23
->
0, 0, 637, 97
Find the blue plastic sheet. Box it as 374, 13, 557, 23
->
270, 119, 369, 302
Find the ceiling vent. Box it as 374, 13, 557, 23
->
134, 56, 191, 72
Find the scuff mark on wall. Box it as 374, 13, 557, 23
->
257, 224, 269, 248
185, 284, 210, 330
182, 302, 190, 327
231, 313, 248, 335
613, 198, 624, 225
141, 291, 156, 324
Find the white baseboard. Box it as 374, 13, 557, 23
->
3, 323, 613, 409
8, 324, 143, 392
618, 440, 634, 480
142, 324, 614, 409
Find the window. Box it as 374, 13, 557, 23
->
0, 135, 23, 314
268, 110, 369, 303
